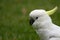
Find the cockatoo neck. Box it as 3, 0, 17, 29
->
32, 15, 53, 29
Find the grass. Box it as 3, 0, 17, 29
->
0, 0, 60, 40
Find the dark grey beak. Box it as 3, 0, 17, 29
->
29, 18, 35, 25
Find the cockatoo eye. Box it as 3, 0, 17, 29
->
36, 17, 38, 19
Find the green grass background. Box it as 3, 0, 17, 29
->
0, 0, 60, 40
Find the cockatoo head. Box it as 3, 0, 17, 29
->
29, 6, 58, 25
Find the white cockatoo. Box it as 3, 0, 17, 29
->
29, 6, 60, 40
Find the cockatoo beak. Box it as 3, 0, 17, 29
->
29, 18, 35, 25
46, 6, 58, 15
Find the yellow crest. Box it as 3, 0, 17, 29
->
46, 6, 58, 15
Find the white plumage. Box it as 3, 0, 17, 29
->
29, 7, 60, 40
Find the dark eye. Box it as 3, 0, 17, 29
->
36, 17, 38, 19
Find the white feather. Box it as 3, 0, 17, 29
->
29, 9, 60, 40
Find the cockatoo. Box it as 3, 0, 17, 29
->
29, 6, 60, 40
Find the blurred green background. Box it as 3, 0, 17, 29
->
0, 0, 60, 40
